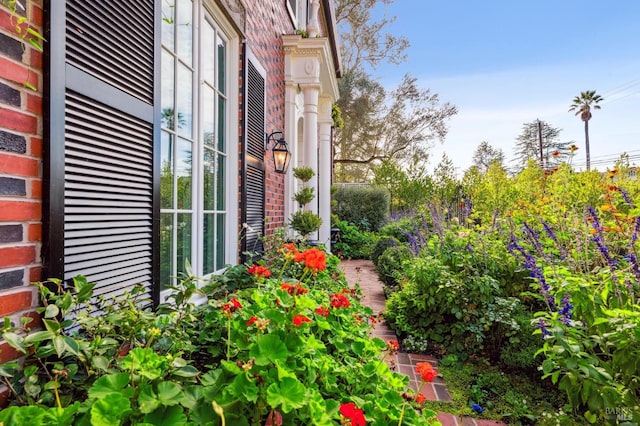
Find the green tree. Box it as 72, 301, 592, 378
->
472, 140, 504, 173
432, 153, 458, 203
513, 120, 568, 172
333, 0, 457, 182
568, 90, 603, 171
372, 157, 434, 210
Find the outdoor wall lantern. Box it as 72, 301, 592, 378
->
265, 131, 291, 174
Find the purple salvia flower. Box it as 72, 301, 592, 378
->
587, 206, 603, 232
587, 206, 617, 270
509, 233, 556, 309
541, 219, 568, 260
630, 216, 640, 247
491, 209, 499, 230
522, 222, 547, 260
559, 293, 573, 326
624, 253, 640, 282
617, 187, 634, 207
537, 318, 552, 338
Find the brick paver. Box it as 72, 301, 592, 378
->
340, 259, 506, 425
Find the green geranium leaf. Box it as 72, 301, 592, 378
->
41, 403, 81, 426
138, 384, 160, 414
228, 373, 259, 402
180, 385, 203, 409
0, 406, 47, 425
143, 406, 187, 426
90, 393, 132, 426
250, 334, 289, 366
88, 373, 133, 400
266, 377, 306, 413
120, 348, 167, 380
221, 360, 242, 374
157, 381, 183, 406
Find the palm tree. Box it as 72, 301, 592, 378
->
568, 90, 603, 171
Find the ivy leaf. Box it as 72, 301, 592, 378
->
44, 304, 60, 319
173, 365, 199, 378
2, 332, 26, 353
90, 393, 132, 426
266, 377, 306, 413
23, 330, 54, 345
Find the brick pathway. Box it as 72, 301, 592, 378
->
340, 259, 506, 426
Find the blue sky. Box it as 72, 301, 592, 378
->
371, 1, 640, 174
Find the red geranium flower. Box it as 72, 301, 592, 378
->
416, 362, 437, 382
294, 247, 327, 274
247, 264, 272, 278
339, 402, 365, 426
247, 316, 258, 326
415, 393, 426, 404
315, 306, 330, 317
281, 282, 308, 296
222, 297, 242, 314
330, 292, 350, 308
292, 315, 312, 326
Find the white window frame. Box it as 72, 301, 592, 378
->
160, 0, 239, 301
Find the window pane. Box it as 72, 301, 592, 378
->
177, 213, 192, 277
216, 153, 225, 210
203, 148, 215, 210
160, 213, 174, 290
203, 86, 215, 147
177, 63, 193, 137
203, 22, 215, 84
177, 0, 193, 66
217, 95, 225, 152
161, 0, 175, 50
217, 38, 226, 94
203, 213, 214, 275
216, 214, 225, 270
160, 131, 174, 209
161, 50, 175, 130
176, 138, 192, 209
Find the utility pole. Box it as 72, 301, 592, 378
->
537, 119, 544, 168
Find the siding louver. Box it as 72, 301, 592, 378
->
64, 91, 154, 300
45, 0, 159, 305
242, 57, 266, 258
66, 0, 154, 104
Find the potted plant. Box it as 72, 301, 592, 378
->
290, 166, 322, 240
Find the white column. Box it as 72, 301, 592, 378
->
307, 0, 320, 37
301, 83, 320, 241
283, 82, 297, 232
318, 97, 333, 248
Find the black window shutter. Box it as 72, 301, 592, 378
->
242, 50, 266, 262
44, 1, 160, 305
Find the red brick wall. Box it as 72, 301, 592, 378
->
244, 1, 295, 234
0, 0, 43, 364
